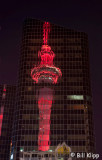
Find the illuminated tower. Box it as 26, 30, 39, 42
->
11, 18, 95, 160
31, 22, 62, 151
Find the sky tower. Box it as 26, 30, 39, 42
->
31, 22, 62, 151
9, 18, 95, 160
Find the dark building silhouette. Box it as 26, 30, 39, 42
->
0, 84, 16, 160
10, 18, 95, 159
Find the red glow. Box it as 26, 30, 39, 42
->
3, 88, 6, 92
31, 21, 62, 84
38, 45, 55, 66
38, 88, 53, 151
31, 68, 61, 84
43, 22, 50, 45
0, 106, 4, 136
2, 85, 6, 99
31, 22, 62, 151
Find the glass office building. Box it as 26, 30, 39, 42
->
11, 18, 95, 160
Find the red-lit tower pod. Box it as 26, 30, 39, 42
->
31, 22, 62, 151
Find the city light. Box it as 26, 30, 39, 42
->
67, 95, 84, 100
10, 154, 13, 160
20, 147, 24, 152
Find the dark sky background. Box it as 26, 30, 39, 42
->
0, 0, 102, 158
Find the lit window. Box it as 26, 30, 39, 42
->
20, 147, 24, 152
28, 86, 32, 91
67, 95, 84, 100
10, 154, 13, 160
49, 150, 53, 152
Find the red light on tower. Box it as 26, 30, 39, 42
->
31, 22, 62, 151
31, 22, 62, 84
43, 22, 50, 45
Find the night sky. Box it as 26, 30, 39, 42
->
0, 0, 102, 158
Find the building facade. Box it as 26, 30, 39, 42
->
0, 84, 16, 160
11, 18, 95, 160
